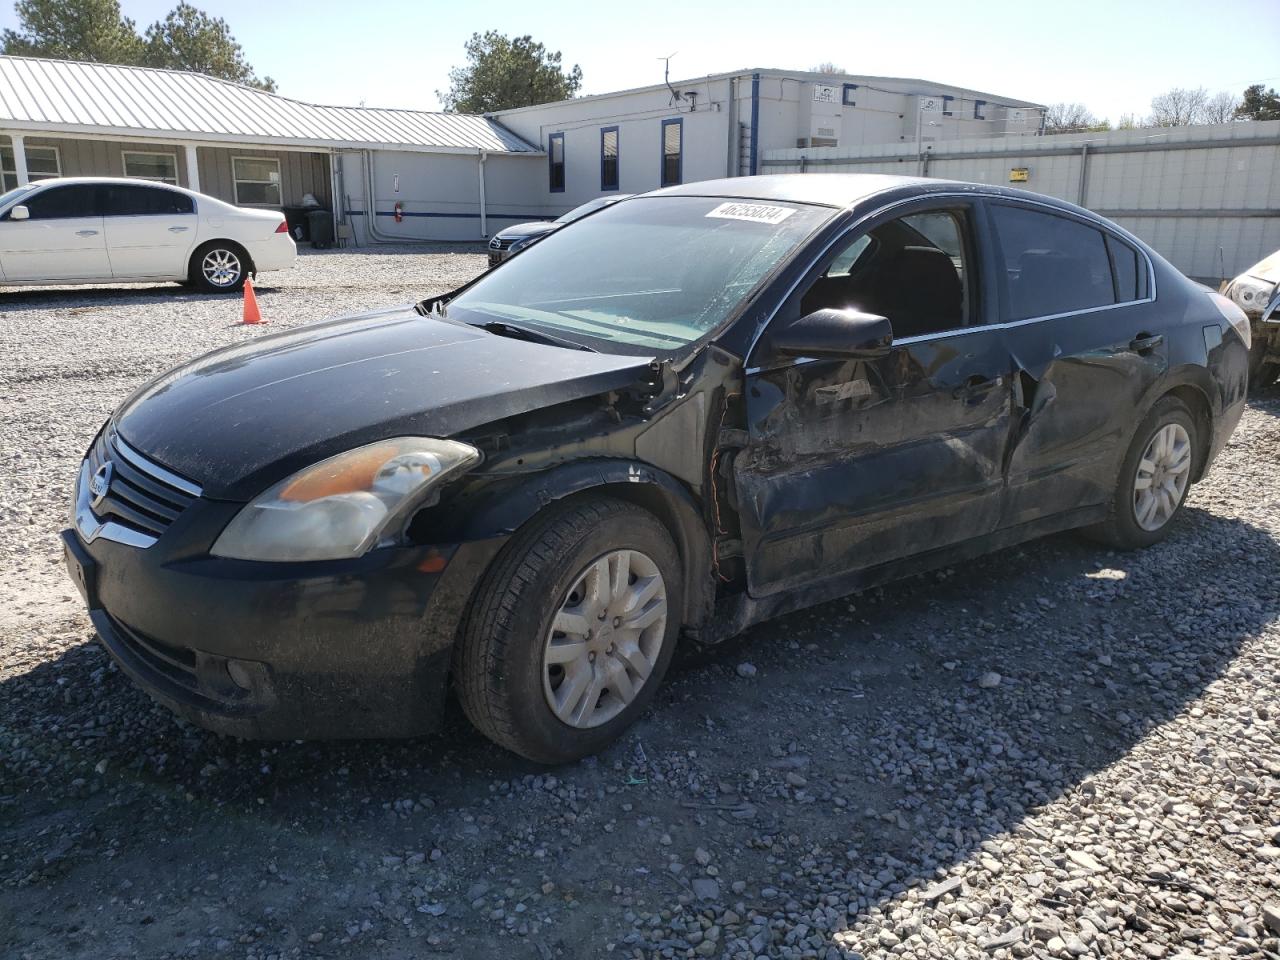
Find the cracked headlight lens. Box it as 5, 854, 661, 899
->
211, 437, 480, 562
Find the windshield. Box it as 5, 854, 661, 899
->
448, 196, 834, 352
0, 183, 37, 208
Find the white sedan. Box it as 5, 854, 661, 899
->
0, 177, 296, 293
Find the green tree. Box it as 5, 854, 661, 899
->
142, 3, 274, 91
1235, 84, 1280, 121
1, 0, 274, 91
1, 0, 143, 63
439, 31, 582, 113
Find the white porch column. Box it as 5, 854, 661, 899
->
10, 133, 29, 185
183, 143, 200, 193
477, 150, 488, 238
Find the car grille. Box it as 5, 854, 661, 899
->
84, 430, 201, 541
488, 236, 517, 251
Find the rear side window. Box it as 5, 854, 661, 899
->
990, 204, 1116, 321
103, 184, 194, 216
1105, 233, 1147, 301
21, 184, 99, 219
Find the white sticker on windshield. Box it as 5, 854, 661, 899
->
705, 202, 795, 225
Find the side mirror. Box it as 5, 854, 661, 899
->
8, 204, 29, 221
770, 308, 893, 360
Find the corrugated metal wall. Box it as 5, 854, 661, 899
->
762, 120, 1280, 280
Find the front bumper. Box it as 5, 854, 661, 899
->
62, 520, 503, 740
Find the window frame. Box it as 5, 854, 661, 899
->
121, 149, 179, 184
660, 117, 682, 188
231, 155, 282, 206
548, 132, 565, 194
600, 126, 619, 192
1, 143, 62, 190
985, 199, 1155, 325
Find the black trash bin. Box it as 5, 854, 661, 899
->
282, 205, 311, 243
307, 209, 335, 249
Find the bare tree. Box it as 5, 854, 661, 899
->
1116, 113, 1140, 129
1043, 102, 1106, 134
1148, 86, 1210, 126
1201, 90, 1241, 124
810, 62, 846, 75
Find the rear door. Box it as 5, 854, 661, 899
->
987, 201, 1168, 525
0, 183, 109, 281
101, 184, 197, 279
732, 199, 1014, 598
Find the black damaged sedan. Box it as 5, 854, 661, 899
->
64, 175, 1250, 763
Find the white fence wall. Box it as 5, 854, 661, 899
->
762, 120, 1280, 280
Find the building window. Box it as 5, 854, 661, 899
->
1, 144, 61, 190
122, 150, 178, 184
548, 133, 565, 193
600, 127, 619, 191
942, 95, 955, 117
661, 118, 682, 187
232, 156, 281, 206
841, 84, 858, 107
974, 99, 987, 120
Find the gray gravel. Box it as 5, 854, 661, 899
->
2, 247, 1279, 960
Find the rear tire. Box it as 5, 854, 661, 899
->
189, 241, 250, 293
1085, 396, 1197, 550
453, 496, 682, 764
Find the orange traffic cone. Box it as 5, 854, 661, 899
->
242, 276, 263, 325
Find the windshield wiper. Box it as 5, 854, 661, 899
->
475, 320, 595, 352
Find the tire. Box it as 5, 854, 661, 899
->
189, 241, 250, 293
1086, 396, 1198, 549
454, 496, 682, 764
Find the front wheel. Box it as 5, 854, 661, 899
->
190, 241, 249, 293
454, 496, 682, 764
1086, 396, 1197, 549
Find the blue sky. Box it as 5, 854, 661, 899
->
2, 0, 1278, 121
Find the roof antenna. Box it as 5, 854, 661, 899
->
660, 53, 684, 107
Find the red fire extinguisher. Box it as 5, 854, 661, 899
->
394, 201, 404, 223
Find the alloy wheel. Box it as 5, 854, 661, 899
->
1133, 422, 1192, 531
542, 549, 668, 729
201, 248, 242, 288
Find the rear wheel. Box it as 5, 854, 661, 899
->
454, 496, 682, 764
1086, 396, 1197, 549
190, 241, 250, 293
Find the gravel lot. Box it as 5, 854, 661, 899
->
2, 247, 1279, 960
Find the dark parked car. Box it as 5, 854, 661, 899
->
487, 194, 630, 266
64, 175, 1250, 764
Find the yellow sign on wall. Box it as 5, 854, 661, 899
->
1009, 167, 1030, 182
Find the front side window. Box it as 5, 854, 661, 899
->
661, 119, 682, 187
1, 144, 61, 190
799, 207, 974, 339
102, 184, 194, 216
548, 133, 565, 192
990, 204, 1116, 321
600, 127, 619, 191
232, 156, 281, 206
21, 184, 100, 219
123, 151, 178, 184
445, 196, 835, 352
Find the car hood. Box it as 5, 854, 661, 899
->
114, 306, 654, 500
495, 221, 558, 240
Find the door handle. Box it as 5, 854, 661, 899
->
952, 374, 1003, 400
168, 226, 189, 233
75, 229, 98, 237
1129, 333, 1164, 354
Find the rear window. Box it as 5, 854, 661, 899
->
102, 184, 194, 216
990, 204, 1117, 321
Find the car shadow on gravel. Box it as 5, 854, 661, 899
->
2, 506, 1277, 957
0, 286, 250, 309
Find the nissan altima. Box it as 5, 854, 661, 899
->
63, 174, 1250, 763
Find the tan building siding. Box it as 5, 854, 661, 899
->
23, 136, 191, 182
196, 146, 330, 208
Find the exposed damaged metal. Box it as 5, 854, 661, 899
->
62, 174, 1250, 762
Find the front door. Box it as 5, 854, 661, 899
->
733, 200, 1014, 598
101, 183, 197, 279
0, 183, 109, 281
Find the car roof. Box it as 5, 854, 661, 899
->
23, 176, 193, 194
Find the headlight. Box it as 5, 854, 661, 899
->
1207, 289, 1251, 350
211, 437, 481, 562
1228, 277, 1275, 316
